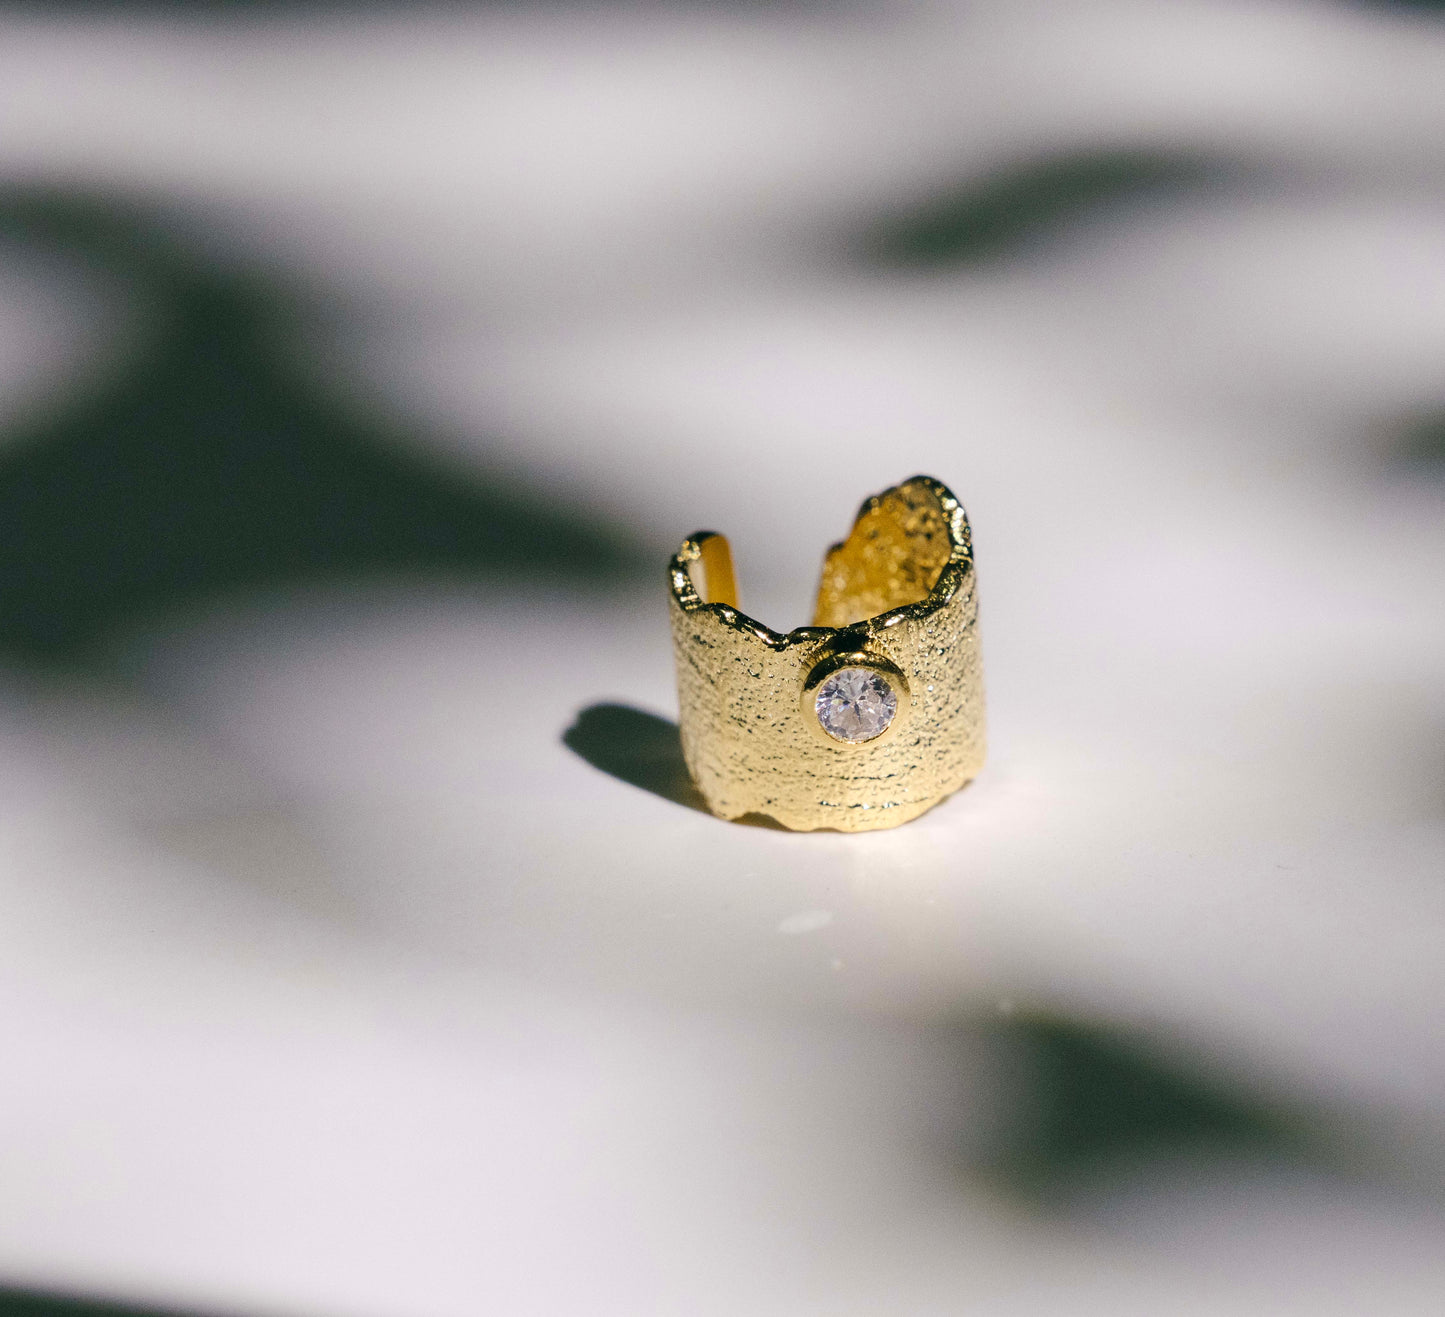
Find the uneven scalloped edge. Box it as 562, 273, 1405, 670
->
667, 475, 975, 652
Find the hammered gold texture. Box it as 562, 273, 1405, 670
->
668, 476, 985, 832
812, 481, 954, 628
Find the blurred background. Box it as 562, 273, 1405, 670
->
0, 1, 1442, 1313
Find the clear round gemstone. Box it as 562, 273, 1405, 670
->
814, 667, 897, 743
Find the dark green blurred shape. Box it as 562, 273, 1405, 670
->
866, 149, 1232, 267
980, 1013, 1322, 1201
1390, 408, 1445, 475
0, 189, 644, 667
0, 1288, 201, 1317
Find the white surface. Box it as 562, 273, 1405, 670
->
0, 2, 1443, 1314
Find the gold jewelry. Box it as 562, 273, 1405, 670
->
668, 475, 985, 832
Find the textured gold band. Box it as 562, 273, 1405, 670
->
668, 476, 985, 832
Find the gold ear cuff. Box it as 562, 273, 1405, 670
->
667, 476, 985, 832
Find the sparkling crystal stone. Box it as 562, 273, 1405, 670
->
814, 667, 897, 743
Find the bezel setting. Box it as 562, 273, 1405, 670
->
801, 651, 910, 748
